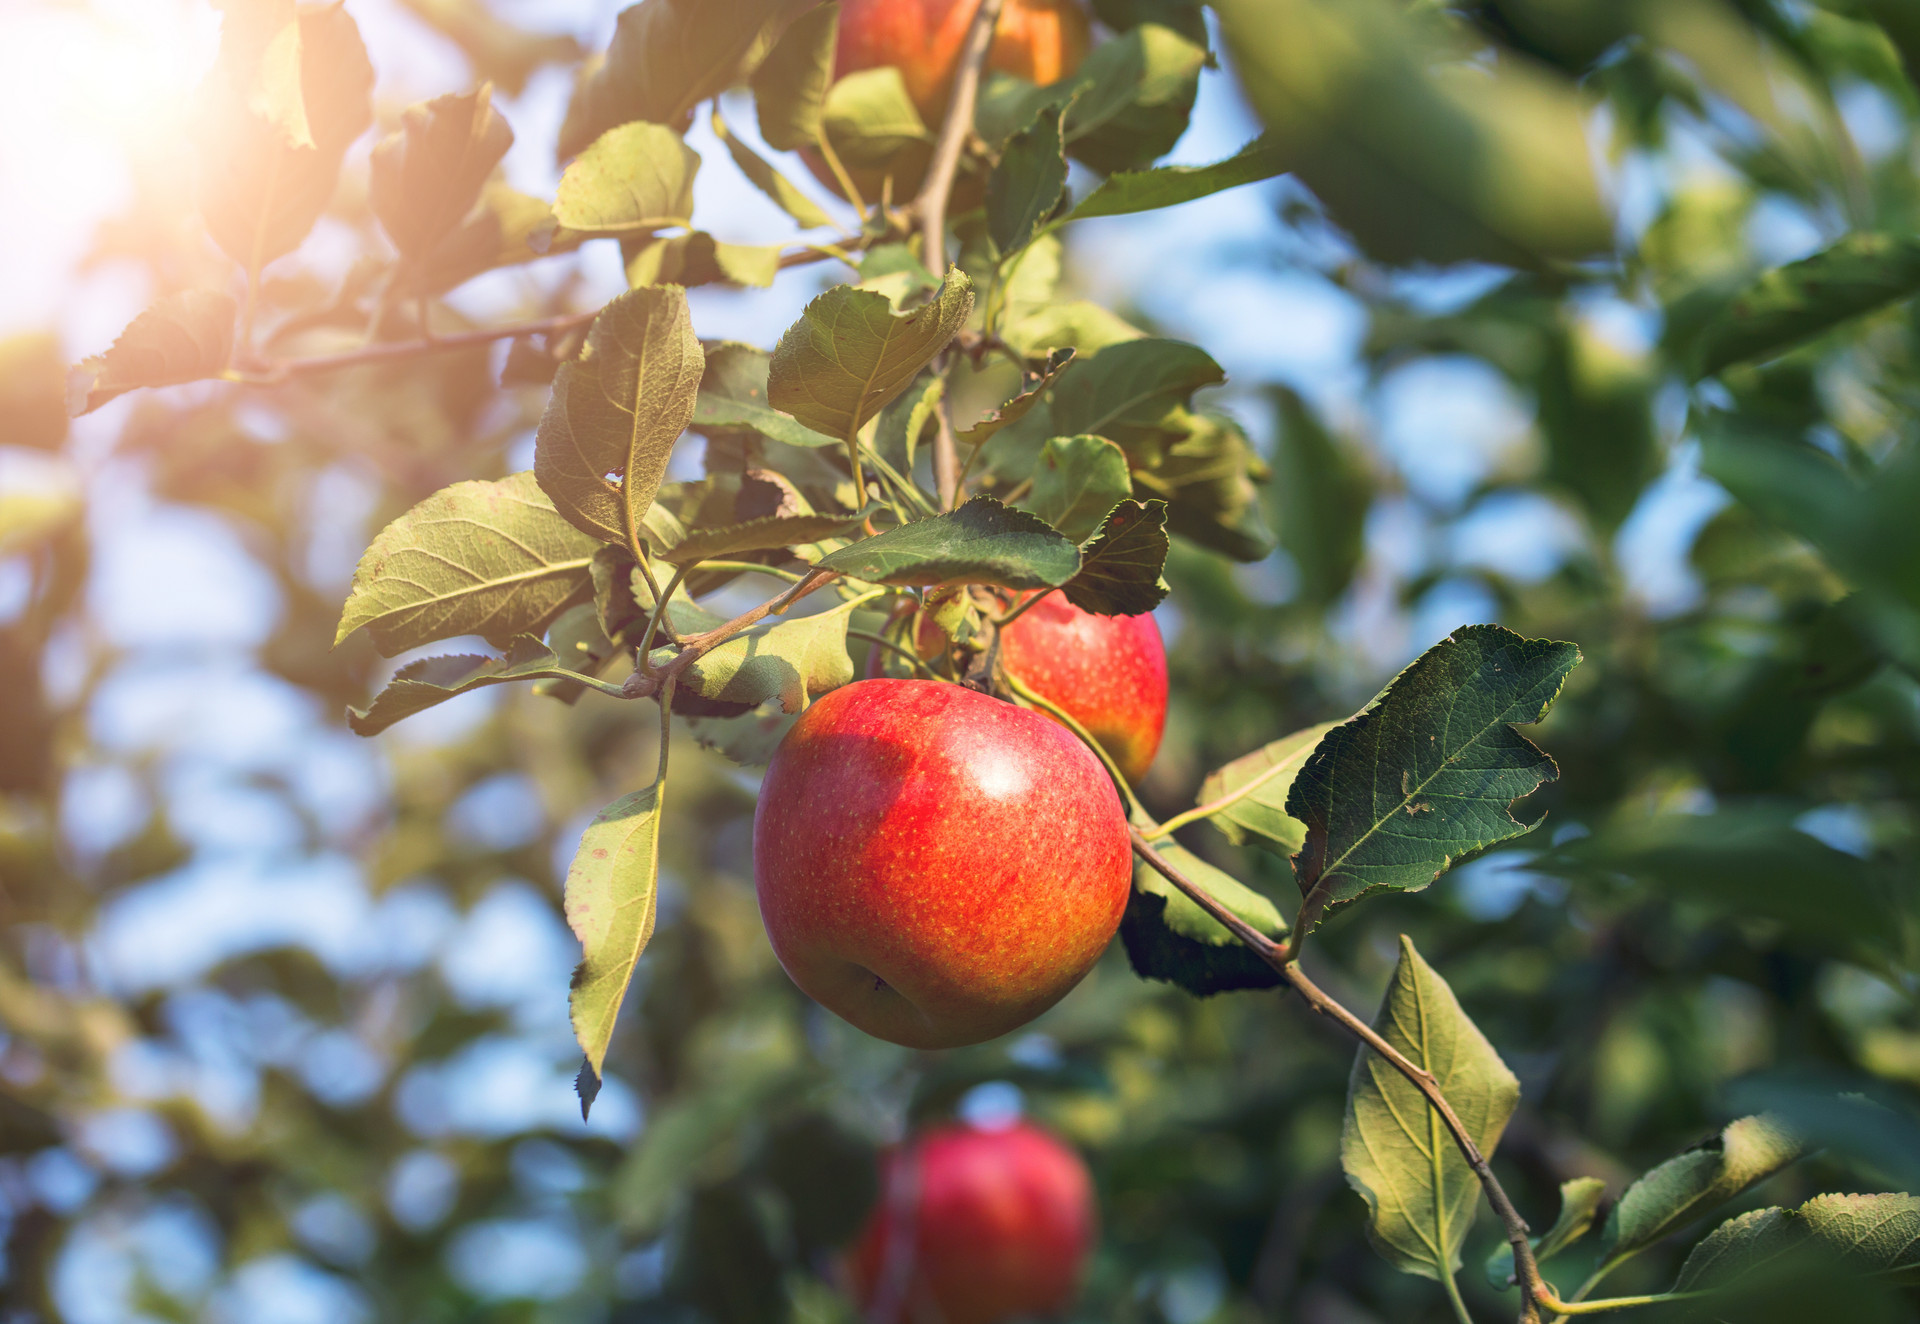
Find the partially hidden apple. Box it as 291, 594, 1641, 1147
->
846, 1118, 1096, 1324
753, 679, 1130, 1049
807, 0, 1092, 201
998, 591, 1168, 784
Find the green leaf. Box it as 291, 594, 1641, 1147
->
625, 231, 781, 289
1120, 838, 1286, 996
335, 471, 599, 655
1140, 411, 1275, 562
822, 66, 932, 169
1069, 134, 1285, 220
70, 291, 237, 416
988, 106, 1068, 255
565, 782, 666, 1081
1674, 1193, 1920, 1292
346, 636, 614, 736
197, 2, 374, 271
534, 602, 620, 703
692, 342, 840, 449
663, 509, 872, 564
1028, 434, 1131, 543
534, 285, 705, 545
1196, 722, 1337, 855
1288, 625, 1580, 925
654, 593, 866, 713
1269, 385, 1370, 605
955, 347, 1074, 447
1600, 1114, 1805, 1270
1214, 0, 1610, 267
1677, 233, 1920, 378
1024, 338, 1226, 453
1062, 498, 1169, 616
1342, 936, 1521, 1282
713, 107, 833, 229
557, 0, 812, 158
1485, 1176, 1609, 1290
752, 1, 837, 151
767, 269, 974, 441
814, 495, 1079, 589
369, 85, 515, 260
683, 705, 800, 766
1064, 22, 1208, 174
552, 121, 699, 235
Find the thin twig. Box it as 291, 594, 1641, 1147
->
1128, 828, 1552, 1324
623, 568, 842, 700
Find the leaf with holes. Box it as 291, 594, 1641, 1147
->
534, 285, 705, 545
335, 472, 598, 655
566, 781, 666, 1087
1288, 625, 1579, 929
1343, 936, 1520, 1282
1062, 499, 1168, 616
815, 496, 1078, 589
70, 291, 236, 415
1196, 721, 1337, 855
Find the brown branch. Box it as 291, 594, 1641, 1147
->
1128, 828, 1551, 1324
623, 568, 841, 701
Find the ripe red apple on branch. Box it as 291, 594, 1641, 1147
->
998, 590, 1169, 784
754, 679, 1130, 1049
846, 1118, 1096, 1324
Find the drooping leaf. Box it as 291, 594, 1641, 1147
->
956, 347, 1074, 447
70, 291, 236, 415
1343, 936, 1521, 1282
1028, 434, 1131, 543
552, 121, 700, 235
815, 495, 1079, 589
767, 269, 974, 440
752, 1, 838, 151
653, 593, 867, 713
198, 1, 374, 272
822, 66, 932, 169
369, 85, 515, 261
1674, 1193, 1920, 1292
1676, 233, 1920, 379
1288, 625, 1580, 927
566, 782, 666, 1082
1121, 838, 1287, 996
714, 108, 834, 228
557, 0, 814, 158
335, 471, 599, 655
346, 636, 615, 736
1197, 722, 1337, 855
1269, 385, 1370, 605
1069, 134, 1285, 220
1485, 1176, 1609, 1289
1062, 498, 1169, 616
534, 285, 706, 545
1599, 1114, 1805, 1271
625, 232, 781, 289
988, 106, 1068, 256
1215, 0, 1610, 267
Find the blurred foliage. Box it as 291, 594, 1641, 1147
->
6, 0, 1920, 1321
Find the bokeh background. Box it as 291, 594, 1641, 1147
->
5, 0, 1920, 1320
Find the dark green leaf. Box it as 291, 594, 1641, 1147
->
70, 291, 236, 415
752, 1, 837, 151
566, 782, 666, 1078
1028, 434, 1131, 543
1062, 498, 1169, 616
369, 85, 515, 260
346, 636, 613, 736
1196, 722, 1336, 855
768, 269, 974, 440
1602, 1114, 1804, 1270
1269, 386, 1370, 604
1343, 936, 1520, 1281
335, 471, 599, 655
534, 285, 706, 544
815, 495, 1079, 588
1122, 835, 1288, 995
551, 121, 699, 235
1069, 134, 1285, 220
988, 106, 1068, 255
1485, 1176, 1608, 1289
1288, 625, 1580, 926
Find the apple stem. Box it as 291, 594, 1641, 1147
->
1128, 828, 1551, 1324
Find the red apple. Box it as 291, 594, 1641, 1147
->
754, 679, 1131, 1049
998, 592, 1168, 784
806, 0, 1093, 202
846, 1118, 1097, 1324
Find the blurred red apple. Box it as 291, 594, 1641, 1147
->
754, 679, 1130, 1049
999, 591, 1168, 784
846, 1118, 1097, 1324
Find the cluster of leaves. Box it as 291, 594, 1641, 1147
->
9, 0, 1920, 1320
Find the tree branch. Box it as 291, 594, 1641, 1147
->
622, 568, 845, 701
1128, 828, 1553, 1324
